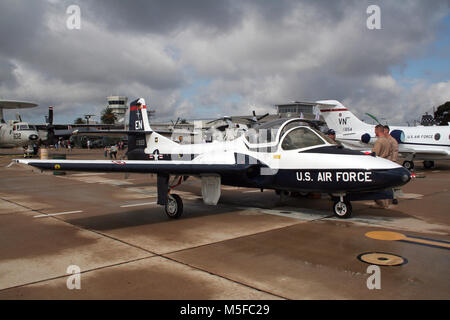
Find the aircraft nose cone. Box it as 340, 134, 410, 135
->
401, 168, 411, 183
29, 134, 39, 141
391, 167, 411, 186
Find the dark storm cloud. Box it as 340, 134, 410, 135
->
0, 57, 17, 88
0, 0, 448, 124
84, 0, 244, 35
0, 1, 46, 57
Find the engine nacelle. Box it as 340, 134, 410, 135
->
390, 130, 405, 144
361, 133, 371, 144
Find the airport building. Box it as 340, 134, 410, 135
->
276, 102, 318, 119
107, 96, 128, 123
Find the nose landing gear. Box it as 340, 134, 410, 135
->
402, 160, 414, 170
332, 196, 352, 219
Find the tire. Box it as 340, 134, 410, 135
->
165, 194, 183, 219
333, 200, 352, 219
423, 161, 434, 169
402, 161, 414, 170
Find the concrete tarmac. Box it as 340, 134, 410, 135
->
0, 149, 448, 299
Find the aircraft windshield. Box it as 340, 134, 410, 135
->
281, 127, 328, 150
18, 125, 35, 131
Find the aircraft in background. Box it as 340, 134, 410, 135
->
15, 98, 411, 219
0, 100, 40, 148
34, 106, 125, 146
314, 100, 450, 170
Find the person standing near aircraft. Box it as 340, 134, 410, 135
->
110, 144, 118, 159
372, 124, 392, 208
384, 125, 399, 162
372, 124, 391, 159
326, 129, 336, 141
384, 125, 400, 204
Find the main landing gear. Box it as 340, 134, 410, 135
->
163, 176, 185, 219
423, 160, 434, 169
165, 194, 183, 219
332, 196, 352, 219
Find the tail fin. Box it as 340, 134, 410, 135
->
127, 98, 151, 159
129, 98, 151, 132
316, 100, 373, 134
127, 98, 180, 159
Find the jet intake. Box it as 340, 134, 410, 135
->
390, 130, 405, 144
361, 133, 371, 144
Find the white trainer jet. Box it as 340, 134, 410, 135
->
0, 100, 40, 148
14, 98, 411, 219
315, 100, 450, 170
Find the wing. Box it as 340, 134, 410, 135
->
399, 148, 450, 156
14, 159, 257, 175
35, 124, 125, 130
71, 129, 154, 137
71, 128, 199, 137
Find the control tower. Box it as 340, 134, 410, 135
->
107, 96, 128, 124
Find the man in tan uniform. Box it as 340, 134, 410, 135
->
385, 125, 400, 205
372, 124, 392, 159
372, 124, 392, 208
384, 125, 399, 162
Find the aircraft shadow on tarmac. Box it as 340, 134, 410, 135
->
66, 202, 244, 231
64, 192, 414, 234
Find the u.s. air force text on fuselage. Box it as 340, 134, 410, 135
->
296, 170, 372, 182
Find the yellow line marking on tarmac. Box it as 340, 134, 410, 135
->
365, 231, 450, 249
34, 210, 83, 218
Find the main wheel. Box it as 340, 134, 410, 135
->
423, 160, 434, 169
402, 161, 414, 170
165, 194, 183, 219
333, 200, 352, 219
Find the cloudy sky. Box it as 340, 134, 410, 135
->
0, 0, 449, 125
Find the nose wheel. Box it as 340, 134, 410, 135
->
333, 199, 352, 219
165, 194, 183, 219
402, 160, 414, 170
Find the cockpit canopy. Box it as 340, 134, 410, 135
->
244, 118, 336, 151
13, 124, 36, 131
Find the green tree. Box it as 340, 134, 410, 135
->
434, 101, 450, 125
74, 117, 86, 124
101, 107, 117, 124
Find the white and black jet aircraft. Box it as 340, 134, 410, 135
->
315, 100, 450, 170
14, 98, 412, 218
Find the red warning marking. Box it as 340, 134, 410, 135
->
112, 160, 126, 165
130, 105, 147, 111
